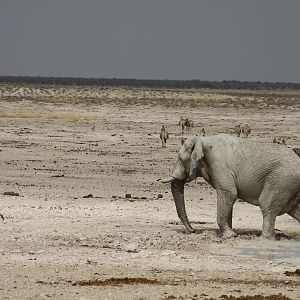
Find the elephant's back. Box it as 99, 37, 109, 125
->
233, 142, 300, 201
241, 141, 299, 161
237, 141, 300, 179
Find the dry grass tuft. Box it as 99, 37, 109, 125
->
45, 113, 103, 121
0, 112, 104, 121
0, 112, 41, 119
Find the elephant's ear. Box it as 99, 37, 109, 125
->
189, 139, 204, 179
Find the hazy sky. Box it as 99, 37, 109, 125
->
1, 0, 300, 82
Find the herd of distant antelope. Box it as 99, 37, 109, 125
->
159, 117, 300, 157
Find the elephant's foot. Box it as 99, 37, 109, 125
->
185, 228, 195, 234
259, 233, 276, 241
222, 229, 237, 239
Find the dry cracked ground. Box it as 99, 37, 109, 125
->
0, 84, 300, 300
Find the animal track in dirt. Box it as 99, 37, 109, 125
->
169, 221, 211, 225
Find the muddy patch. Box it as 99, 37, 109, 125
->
219, 294, 292, 300
71, 277, 177, 286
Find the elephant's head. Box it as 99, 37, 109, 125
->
161, 137, 206, 233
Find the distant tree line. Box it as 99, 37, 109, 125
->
0, 76, 300, 90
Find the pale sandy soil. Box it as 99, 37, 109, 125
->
0, 84, 300, 300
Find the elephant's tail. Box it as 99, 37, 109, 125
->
293, 148, 300, 158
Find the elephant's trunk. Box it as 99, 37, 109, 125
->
171, 179, 195, 233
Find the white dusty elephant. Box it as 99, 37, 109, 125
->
161, 134, 300, 239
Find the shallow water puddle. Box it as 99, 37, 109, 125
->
237, 240, 300, 266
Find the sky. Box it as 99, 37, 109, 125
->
1, 0, 300, 82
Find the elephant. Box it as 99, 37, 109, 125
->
161, 134, 300, 239
234, 124, 251, 138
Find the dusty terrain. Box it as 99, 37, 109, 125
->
0, 84, 300, 300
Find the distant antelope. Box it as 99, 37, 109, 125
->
160, 126, 169, 148
179, 117, 186, 134
234, 124, 242, 137
179, 117, 194, 133
242, 123, 251, 138
201, 127, 206, 137
273, 137, 287, 145
186, 118, 194, 131
234, 124, 251, 138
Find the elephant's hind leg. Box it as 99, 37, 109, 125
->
288, 205, 300, 223
259, 187, 298, 239
287, 194, 300, 223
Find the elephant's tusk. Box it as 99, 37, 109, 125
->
160, 176, 176, 183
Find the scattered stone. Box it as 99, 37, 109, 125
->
83, 194, 94, 198
123, 243, 139, 253
86, 259, 97, 265
157, 194, 163, 198
284, 269, 300, 277
3, 191, 20, 196
161, 250, 175, 256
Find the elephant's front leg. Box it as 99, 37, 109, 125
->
261, 213, 276, 239
216, 189, 237, 238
